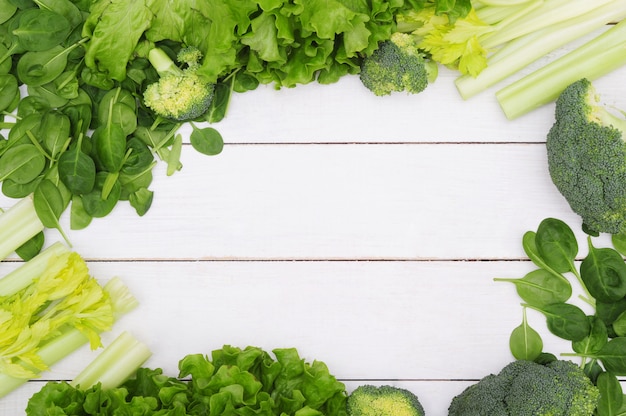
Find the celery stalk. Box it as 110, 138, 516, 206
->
479, 0, 616, 49
0, 242, 70, 296
0, 276, 139, 398
71, 331, 151, 390
496, 19, 626, 119
0, 195, 44, 261
0, 329, 89, 397
455, 2, 626, 99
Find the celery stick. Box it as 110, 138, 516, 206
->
0, 242, 69, 296
455, 2, 626, 99
0, 329, 88, 397
0, 277, 139, 398
496, 19, 626, 119
71, 331, 151, 390
480, 0, 616, 49
0, 196, 44, 261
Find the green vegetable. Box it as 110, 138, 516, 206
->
143, 46, 215, 121
455, 0, 626, 101
26, 344, 348, 415
448, 359, 600, 415
347, 384, 425, 416
545, 78, 626, 236
0, 240, 138, 397
359, 32, 438, 96
496, 16, 626, 119
498, 218, 626, 412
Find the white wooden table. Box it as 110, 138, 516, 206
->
1, 34, 625, 415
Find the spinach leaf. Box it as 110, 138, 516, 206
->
494, 269, 572, 308
596, 371, 623, 416
58, 144, 96, 194
11, 8, 71, 51
534, 218, 578, 274
16, 45, 70, 86
0, 73, 18, 112
0, 143, 45, 183
594, 338, 626, 375
526, 302, 590, 342
580, 237, 626, 303
509, 308, 543, 361
190, 124, 223, 156
93, 123, 126, 173
81, 172, 121, 218
572, 316, 607, 356
33, 178, 70, 244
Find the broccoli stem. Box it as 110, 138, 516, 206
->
455, 2, 626, 99
496, 18, 626, 119
147, 48, 183, 78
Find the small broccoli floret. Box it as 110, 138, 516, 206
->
448, 359, 599, 416
347, 384, 425, 416
359, 32, 438, 97
143, 46, 215, 121
546, 78, 626, 235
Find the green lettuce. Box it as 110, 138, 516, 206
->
26, 345, 348, 415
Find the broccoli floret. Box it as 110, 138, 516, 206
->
546, 78, 626, 235
347, 384, 425, 416
359, 32, 438, 97
143, 46, 215, 121
448, 359, 599, 416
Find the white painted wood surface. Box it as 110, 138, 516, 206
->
1, 37, 626, 415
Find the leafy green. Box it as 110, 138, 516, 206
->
26, 345, 348, 415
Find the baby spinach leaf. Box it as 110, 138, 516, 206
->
534, 217, 578, 274
33, 178, 70, 245
0, 73, 18, 112
594, 338, 626, 375
81, 172, 121, 218
33, 0, 83, 29
597, 298, 626, 330
509, 308, 543, 361
11, 8, 70, 51
15, 231, 44, 261
0, 143, 45, 183
2, 175, 41, 198
128, 187, 152, 216
16, 45, 70, 86
190, 124, 223, 156
0, 0, 17, 25
526, 302, 590, 342
572, 316, 608, 356
69, 194, 92, 230
596, 371, 623, 416
612, 233, 626, 256
494, 269, 572, 308
38, 110, 70, 160
58, 144, 96, 195
580, 238, 626, 303
93, 123, 126, 173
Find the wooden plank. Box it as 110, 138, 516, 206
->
0, 259, 590, 414
1, 142, 593, 261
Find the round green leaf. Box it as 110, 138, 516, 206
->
12, 9, 70, 51
581, 239, 626, 303
58, 146, 96, 195
0, 143, 46, 184
190, 126, 224, 156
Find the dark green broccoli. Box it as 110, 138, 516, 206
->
448, 359, 599, 416
546, 78, 626, 235
143, 46, 215, 121
347, 384, 425, 416
359, 32, 438, 96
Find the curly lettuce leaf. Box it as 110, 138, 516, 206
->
82, 0, 154, 81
